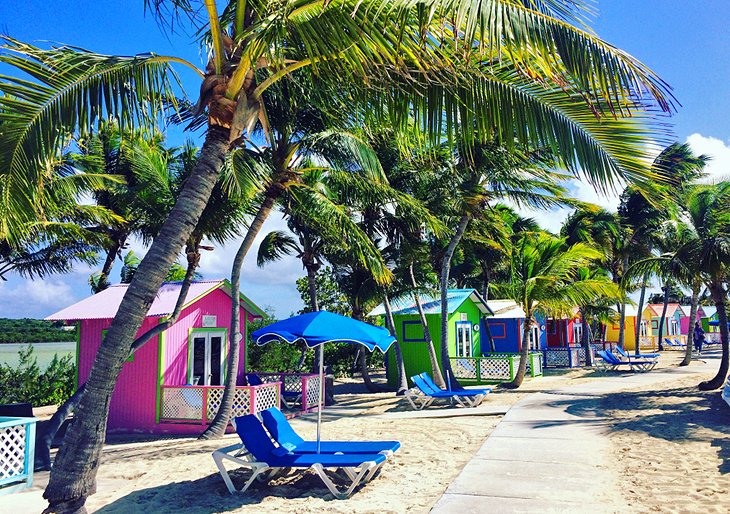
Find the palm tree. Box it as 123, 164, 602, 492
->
0, 1, 676, 508
667, 183, 730, 389
497, 232, 619, 387
433, 140, 571, 384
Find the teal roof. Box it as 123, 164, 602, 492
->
368, 289, 493, 317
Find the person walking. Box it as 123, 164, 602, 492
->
693, 321, 705, 354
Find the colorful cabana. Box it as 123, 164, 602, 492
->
46, 280, 271, 435
369, 289, 492, 387
546, 310, 582, 347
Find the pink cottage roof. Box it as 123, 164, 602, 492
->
46, 280, 264, 321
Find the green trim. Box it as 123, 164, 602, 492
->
73, 321, 80, 392
156, 318, 166, 425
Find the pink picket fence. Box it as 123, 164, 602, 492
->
159, 382, 280, 426
251, 372, 322, 415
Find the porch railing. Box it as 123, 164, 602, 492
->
0, 416, 36, 495
543, 346, 596, 368
159, 382, 280, 425
449, 353, 543, 383
252, 372, 322, 414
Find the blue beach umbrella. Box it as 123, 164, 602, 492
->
251, 311, 396, 452
708, 320, 730, 327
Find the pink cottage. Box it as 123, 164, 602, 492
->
45, 280, 274, 435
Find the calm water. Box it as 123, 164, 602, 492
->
0, 342, 75, 369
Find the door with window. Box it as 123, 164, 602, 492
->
189, 331, 225, 386
527, 324, 540, 351
573, 323, 583, 343
455, 322, 473, 357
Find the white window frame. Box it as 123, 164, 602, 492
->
527, 324, 540, 351
573, 323, 583, 343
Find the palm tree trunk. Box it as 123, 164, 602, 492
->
699, 283, 729, 390
617, 301, 627, 350
37, 259, 199, 470
200, 192, 280, 439
439, 213, 470, 389
680, 285, 700, 367
95, 236, 125, 292
633, 272, 649, 356
297, 266, 318, 370
657, 282, 670, 351
44, 125, 230, 513
408, 265, 446, 388
482, 278, 496, 352
580, 307, 593, 366
383, 294, 408, 395
505, 313, 533, 388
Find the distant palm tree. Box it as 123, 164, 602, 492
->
497, 233, 618, 388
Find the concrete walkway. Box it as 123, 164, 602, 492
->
431, 354, 720, 513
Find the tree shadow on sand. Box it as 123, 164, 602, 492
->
540, 384, 730, 475
94, 467, 354, 513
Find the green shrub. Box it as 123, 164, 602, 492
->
0, 345, 75, 406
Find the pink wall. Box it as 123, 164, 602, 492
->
77, 286, 256, 434
680, 306, 704, 335
78, 317, 160, 432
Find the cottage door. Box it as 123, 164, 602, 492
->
455, 323, 473, 357
190, 332, 225, 386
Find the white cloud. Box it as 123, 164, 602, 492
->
0, 278, 79, 318
685, 133, 730, 182
512, 178, 622, 234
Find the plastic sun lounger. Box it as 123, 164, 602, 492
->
663, 338, 685, 349
212, 414, 386, 499
673, 338, 687, 348
597, 350, 656, 373
260, 407, 400, 457
614, 346, 660, 360
404, 373, 489, 410
247, 373, 302, 408
420, 371, 491, 396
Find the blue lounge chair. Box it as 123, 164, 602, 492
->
615, 346, 660, 360
212, 414, 387, 499
404, 373, 490, 410
259, 407, 400, 457
421, 372, 491, 396
663, 337, 685, 350
596, 350, 657, 372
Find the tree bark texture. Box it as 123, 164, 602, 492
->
634, 274, 648, 356
200, 193, 279, 439
657, 282, 670, 351
38, 261, 198, 470
439, 214, 470, 390
408, 265, 446, 388
680, 285, 700, 367
699, 284, 729, 390
383, 294, 408, 395
580, 307, 593, 367
43, 125, 231, 513
505, 313, 532, 388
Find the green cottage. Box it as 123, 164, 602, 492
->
369, 289, 492, 388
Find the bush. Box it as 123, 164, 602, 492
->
0, 345, 75, 406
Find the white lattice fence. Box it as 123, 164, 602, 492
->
451, 358, 478, 379
252, 384, 279, 412
479, 357, 511, 380
543, 349, 570, 367
304, 375, 321, 409
162, 387, 203, 421
0, 417, 36, 493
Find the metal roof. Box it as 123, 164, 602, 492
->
701, 306, 718, 318
45, 279, 264, 321
368, 289, 493, 317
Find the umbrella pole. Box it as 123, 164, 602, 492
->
317, 343, 324, 454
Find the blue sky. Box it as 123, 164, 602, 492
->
1, 1, 729, 318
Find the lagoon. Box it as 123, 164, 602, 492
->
0, 342, 75, 369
